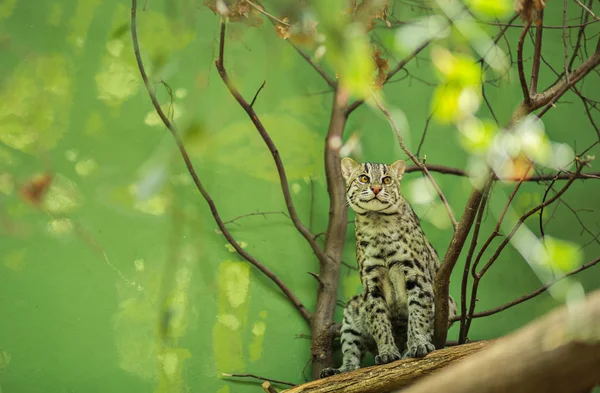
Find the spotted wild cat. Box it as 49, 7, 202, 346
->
320, 158, 457, 377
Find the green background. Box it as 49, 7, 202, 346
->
1, 1, 598, 392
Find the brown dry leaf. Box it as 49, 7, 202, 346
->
373, 46, 389, 89
275, 17, 291, 40
204, 0, 264, 27
289, 19, 320, 46
351, 0, 389, 31
514, 0, 547, 24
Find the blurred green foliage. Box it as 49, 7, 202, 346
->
0, 1, 599, 393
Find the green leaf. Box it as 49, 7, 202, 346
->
466, 0, 513, 19
540, 237, 584, 274
339, 26, 375, 98
431, 84, 460, 124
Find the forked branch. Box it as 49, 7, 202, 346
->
131, 2, 310, 322
215, 21, 330, 267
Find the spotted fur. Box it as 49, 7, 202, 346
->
320, 158, 457, 378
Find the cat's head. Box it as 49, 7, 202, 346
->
340, 158, 406, 214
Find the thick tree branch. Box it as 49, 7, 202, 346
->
373, 97, 458, 230
402, 289, 600, 393
311, 87, 350, 379
215, 21, 330, 267
285, 342, 490, 393
433, 186, 485, 348
131, 4, 311, 322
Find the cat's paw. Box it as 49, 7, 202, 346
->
404, 339, 435, 358
320, 368, 341, 378
375, 350, 401, 365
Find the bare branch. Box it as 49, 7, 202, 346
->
222, 372, 295, 387
517, 21, 533, 105
529, 11, 544, 95
372, 96, 458, 230
569, 0, 595, 72
433, 185, 485, 348
453, 255, 600, 322
464, 165, 532, 338
459, 179, 492, 344
311, 87, 350, 379
254, 1, 337, 89
479, 160, 588, 281
573, 0, 599, 21
223, 211, 290, 226
131, 4, 311, 322
289, 42, 338, 89
536, 45, 600, 117
563, 0, 571, 84
404, 164, 600, 180
250, 80, 267, 108
215, 21, 330, 267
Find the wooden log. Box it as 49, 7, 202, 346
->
282, 341, 490, 393
399, 290, 600, 393
284, 289, 600, 393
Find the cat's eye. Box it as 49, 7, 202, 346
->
359, 175, 370, 183
382, 176, 392, 185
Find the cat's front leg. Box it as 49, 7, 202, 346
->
391, 262, 435, 358
363, 265, 401, 364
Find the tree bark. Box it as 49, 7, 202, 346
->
289, 289, 600, 393
403, 289, 600, 393
310, 87, 350, 379
286, 342, 489, 393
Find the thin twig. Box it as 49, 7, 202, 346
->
223, 211, 289, 226
250, 80, 267, 108
131, 4, 311, 322
539, 177, 558, 238
452, 256, 600, 322
245, 0, 289, 26
464, 163, 532, 337
459, 179, 492, 344
529, 10, 544, 95
478, 20, 599, 29
573, 0, 599, 21
563, 0, 571, 84
416, 110, 434, 157
222, 372, 295, 387
403, 164, 600, 181
254, 0, 337, 89
517, 21, 533, 105
215, 21, 330, 267
480, 160, 587, 280
568, 0, 594, 72
372, 96, 458, 230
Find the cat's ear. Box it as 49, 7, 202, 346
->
390, 160, 406, 179
341, 157, 360, 181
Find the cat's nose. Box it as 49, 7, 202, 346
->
371, 186, 381, 195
